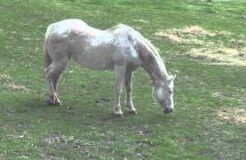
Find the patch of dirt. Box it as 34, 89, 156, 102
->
154, 25, 246, 66
217, 108, 246, 125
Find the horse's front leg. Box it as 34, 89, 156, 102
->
125, 70, 137, 114
113, 65, 126, 115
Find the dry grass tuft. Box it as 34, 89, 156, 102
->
217, 108, 246, 125
0, 74, 11, 80
0, 73, 29, 91
7, 83, 28, 91
154, 25, 216, 43
189, 46, 246, 66
154, 31, 182, 43
155, 25, 246, 66
180, 25, 216, 36
134, 19, 148, 23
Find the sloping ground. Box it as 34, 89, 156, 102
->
0, 0, 246, 159
155, 25, 246, 66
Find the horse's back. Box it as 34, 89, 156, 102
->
44, 19, 143, 70
45, 19, 89, 39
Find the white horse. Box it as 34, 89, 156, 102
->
44, 19, 176, 115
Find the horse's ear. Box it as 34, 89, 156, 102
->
173, 74, 176, 80
168, 74, 176, 82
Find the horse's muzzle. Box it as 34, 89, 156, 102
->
164, 108, 173, 113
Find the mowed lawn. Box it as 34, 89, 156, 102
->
0, 0, 246, 159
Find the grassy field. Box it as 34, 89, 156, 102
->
0, 0, 246, 159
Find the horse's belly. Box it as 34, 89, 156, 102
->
73, 50, 114, 70
80, 58, 113, 70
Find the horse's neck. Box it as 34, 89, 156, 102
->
139, 39, 169, 84
142, 54, 169, 84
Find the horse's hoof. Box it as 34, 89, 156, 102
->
112, 112, 124, 118
128, 110, 137, 115
46, 99, 56, 105
46, 99, 62, 106
55, 100, 62, 106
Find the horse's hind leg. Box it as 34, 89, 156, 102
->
46, 59, 68, 105
125, 70, 137, 114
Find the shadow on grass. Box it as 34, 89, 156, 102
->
21, 95, 172, 128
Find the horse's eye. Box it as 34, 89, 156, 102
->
169, 90, 173, 94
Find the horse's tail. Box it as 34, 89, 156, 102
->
44, 24, 54, 70
44, 38, 52, 71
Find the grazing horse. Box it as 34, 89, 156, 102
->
44, 19, 176, 115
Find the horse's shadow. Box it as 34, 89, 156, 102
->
23, 96, 170, 127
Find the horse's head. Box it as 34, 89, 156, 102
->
153, 74, 176, 113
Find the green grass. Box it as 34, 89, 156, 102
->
0, 0, 246, 159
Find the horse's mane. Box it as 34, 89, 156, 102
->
132, 30, 168, 79
132, 30, 161, 61
142, 38, 159, 57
